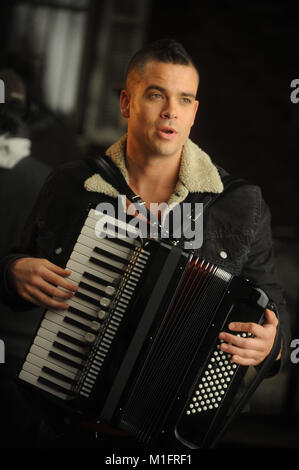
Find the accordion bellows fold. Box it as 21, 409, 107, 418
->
83, 134, 224, 206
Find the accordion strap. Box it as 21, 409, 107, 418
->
85, 154, 247, 244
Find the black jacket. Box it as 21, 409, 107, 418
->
0, 154, 290, 373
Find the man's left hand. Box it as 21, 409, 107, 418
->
218, 309, 280, 366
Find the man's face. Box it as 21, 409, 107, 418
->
120, 61, 199, 159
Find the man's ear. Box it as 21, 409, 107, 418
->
120, 89, 130, 118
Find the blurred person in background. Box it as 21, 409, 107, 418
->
0, 56, 83, 448
0, 67, 52, 448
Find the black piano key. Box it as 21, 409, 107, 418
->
63, 316, 95, 333
57, 331, 87, 348
83, 271, 112, 287
100, 235, 136, 251
53, 340, 87, 360
90, 256, 124, 275
38, 375, 77, 396
73, 291, 101, 308
48, 350, 83, 370
42, 366, 77, 386
79, 281, 113, 299
93, 246, 127, 265
68, 305, 96, 321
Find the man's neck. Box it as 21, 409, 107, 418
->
125, 147, 182, 203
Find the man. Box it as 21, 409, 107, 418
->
0, 39, 290, 447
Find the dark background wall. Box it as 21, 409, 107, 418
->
148, 0, 299, 230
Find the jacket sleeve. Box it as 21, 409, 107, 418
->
0, 170, 56, 311
240, 190, 291, 374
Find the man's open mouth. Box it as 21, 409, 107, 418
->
158, 127, 177, 135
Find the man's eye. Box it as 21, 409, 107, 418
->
150, 93, 163, 100
182, 97, 192, 104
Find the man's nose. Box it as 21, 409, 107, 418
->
160, 100, 178, 119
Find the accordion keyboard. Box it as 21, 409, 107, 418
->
19, 209, 150, 401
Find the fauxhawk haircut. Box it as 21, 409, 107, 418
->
125, 38, 200, 85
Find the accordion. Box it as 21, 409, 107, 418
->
18, 208, 270, 448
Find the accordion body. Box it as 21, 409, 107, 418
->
18, 208, 269, 448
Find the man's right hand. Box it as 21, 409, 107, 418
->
8, 257, 78, 310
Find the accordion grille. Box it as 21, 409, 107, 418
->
119, 258, 232, 443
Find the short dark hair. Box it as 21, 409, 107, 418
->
125, 38, 199, 84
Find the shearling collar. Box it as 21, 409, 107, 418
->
84, 134, 223, 206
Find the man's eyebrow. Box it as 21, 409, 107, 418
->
145, 85, 196, 99
145, 85, 166, 94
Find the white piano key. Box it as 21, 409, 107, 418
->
25, 352, 78, 380
33, 336, 83, 365
66, 259, 115, 285
22, 362, 75, 391
36, 327, 87, 355
28, 344, 80, 373
19, 370, 71, 401
68, 292, 104, 313
81, 224, 133, 255
49, 309, 102, 334
76, 288, 112, 309
68, 297, 100, 317
77, 233, 131, 261
73, 281, 113, 306
70, 251, 121, 280
53, 280, 106, 315
68, 271, 116, 298
45, 311, 95, 337
73, 241, 126, 271
40, 318, 87, 344
51, 301, 97, 321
